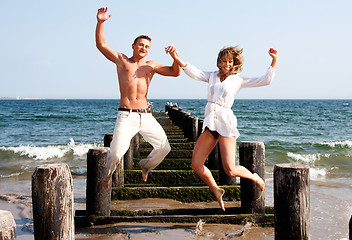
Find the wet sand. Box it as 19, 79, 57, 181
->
0, 192, 274, 240
75, 222, 274, 240
1, 175, 350, 239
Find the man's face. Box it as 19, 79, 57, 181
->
132, 38, 151, 58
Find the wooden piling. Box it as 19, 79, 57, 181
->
239, 141, 265, 213
86, 148, 111, 216
124, 140, 134, 170
349, 215, 351, 240
185, 115, 198, 142
208, 143, 220, 170
0, 210, 16, 240
274, 163, 310, 240
103, 133, 124, 187
32, 163, 74, 239
219, 156, 237, 186
132, 133, 140, 158
198, 119, 203, 138
103, 133, 113, 148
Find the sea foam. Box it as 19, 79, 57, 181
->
0, 138, 101, 160
287, 152, 330, 164
310, 168, 327, 179
313, 140, 352, 148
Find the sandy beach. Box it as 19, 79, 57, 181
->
0, 192, 274, 240
1, 172, 351, 239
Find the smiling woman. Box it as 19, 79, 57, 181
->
165, 44, 278, 211
217, 46, 244, 82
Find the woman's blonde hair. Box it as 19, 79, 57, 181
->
217, 46, 244, 79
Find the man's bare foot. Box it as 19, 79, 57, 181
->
102, 180, 110, 190
215, 188, 225, 211
142, 171, 148, 182
253, 173, 265, 191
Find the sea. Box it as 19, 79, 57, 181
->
0, 99, 351, 239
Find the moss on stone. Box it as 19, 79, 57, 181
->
133, 158, 192, 170
139, 142, 195, 149
140, 149, 193, 158
124, 170, 219, 185
111, 185, 240, 202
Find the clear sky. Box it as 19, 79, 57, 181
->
1, 0, 351, 99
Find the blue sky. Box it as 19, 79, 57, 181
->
1, 0, 351, 99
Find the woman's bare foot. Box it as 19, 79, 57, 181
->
253, 173, 265, 191
215, 188, 225, 211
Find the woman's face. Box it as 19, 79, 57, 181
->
220, 55, 234, 74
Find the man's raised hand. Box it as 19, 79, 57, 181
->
97, 7, 112, 22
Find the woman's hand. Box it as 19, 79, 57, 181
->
165, 45, 187, 68
165, 45, 179, 58
269, 48, 278, 68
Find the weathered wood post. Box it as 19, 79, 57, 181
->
274, 163, 310, 240
124, 140, 134, 170
132, 133, 140, 158
0, 210, 16, 240
239, 141, 265, 213
105, 133, 134, 170
218, 148, 237, 186
104, 133, 124, 187
185, 115, 198, 142
104, 133, 113, 148
32, 163, 74, 240
350, 215, 352, 240
208, 143, 220, 170
198, 119, 203, 138
86, 148, 111, 216
182, 111, 191, 133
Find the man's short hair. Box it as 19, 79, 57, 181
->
133, 35, 152, 44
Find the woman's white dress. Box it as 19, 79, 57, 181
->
182, 64, 275, 138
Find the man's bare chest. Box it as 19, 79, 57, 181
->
119, 62, 154, 79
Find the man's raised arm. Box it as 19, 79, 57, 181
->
154, 46, 181, 77
95, 7, 119, 63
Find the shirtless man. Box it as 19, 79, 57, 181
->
96, 7, 181, 189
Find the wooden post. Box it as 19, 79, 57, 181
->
32, 164, 74, 240
274, 163, 310, 240
208, 142, 220, 170
86, 148, 111, 216
198, 119, 203, 138
132, 133, 140, 158
103, 133, 124, 187
104, 132, 133, 170
177, 109, 185, 129
104, 133, 113, 148
0, 210, 16, 240
186, 115, 198, 142
124, 140, 134, 170
182, 111, 191, 133
168, 106, 177, 122
218, 148, 237, 186
239, 141, 265, 213
350, 215, 352, 240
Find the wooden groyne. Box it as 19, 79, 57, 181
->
75, 103, 274, 228
29, 102, 313, 239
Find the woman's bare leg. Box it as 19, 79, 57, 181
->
218, 136, 265, 191
191, 130, 225, 211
